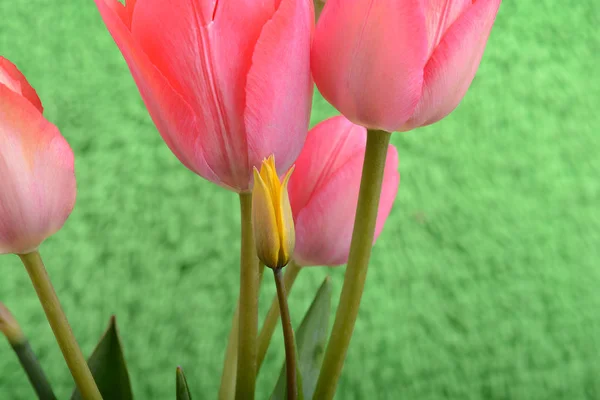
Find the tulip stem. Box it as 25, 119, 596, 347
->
219, 304, 240, 400
273, 267, 298, 400
219, 263, 265, 400
256, 260, 301, 371
313, 129, 392, 400
12, 340, 58, 400
235, 193, 260, 400
1, 302, 57, 400
19, 251, 102, 400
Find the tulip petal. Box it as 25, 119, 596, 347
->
252, 169, 281, 267
288, 116, 366, 217
405, 0, 501, 129
245, 0, 313, 179
131, 0, 275, 190
103, 0, 137, 28
279, 167, 296, 266
0, 85, 75, 255
294, 145, 398, 267
289, 116, 399, 266
0, 57, 43, 113
94, 0, 222, 187
311, 0, 428, 132
423, 0, 472, 58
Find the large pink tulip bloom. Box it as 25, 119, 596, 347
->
312, 0, 502, 133
0, 57, 76, 255
95, 0, 314, 192
288, 116, 399, 267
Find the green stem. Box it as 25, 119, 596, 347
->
12, 340, 57, 400
218, 304, 239, 400
313, 130, 391, 400
273, 267, 297, 400
219, 263, 265, 400
235, 193, 260, 400
19, 251, 102, 400
256, 261, 301, 371
1, 302, 57, 400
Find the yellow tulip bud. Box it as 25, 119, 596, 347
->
252, 155, 295, 269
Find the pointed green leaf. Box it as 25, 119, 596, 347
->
271, 276, 332, 400
71, 316, 133, 400
176, 366, 192, 400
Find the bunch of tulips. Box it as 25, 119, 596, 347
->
0, 0, 501, 398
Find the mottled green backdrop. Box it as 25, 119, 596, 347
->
1, 1, 599, 399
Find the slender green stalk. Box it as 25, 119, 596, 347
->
256, 261, 301, 371
219, 263, 265, 400
12, 341, 58, 400
1, 302, 57, 399
19, 251, 102, 400
313, 130, 392, 399
219, 304, 240, 400
235, 193, 260, 400
273, 267, 297, 400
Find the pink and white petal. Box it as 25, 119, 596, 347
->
245, 0, 314, 187
404, 0, 501, 129
311, 0, 428, 132
422, 0, 472, 58
94, 0, 222, 187
294, 144, 399, 267
0, 86, 75, 254
0, 57, 43, 113
288, 116, 366, 218
132, 0, 275, 190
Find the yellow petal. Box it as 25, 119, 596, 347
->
252, 168, 280, 268
278, 166, 296, 267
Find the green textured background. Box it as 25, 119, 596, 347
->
1, 1, 599, 399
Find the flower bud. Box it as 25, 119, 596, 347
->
0, 57, 76, 255
252, 156, 295, 269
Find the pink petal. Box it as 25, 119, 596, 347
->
0, 85, 76, 255
94, 0, 222, 187
288, 116, 366, 217
404, 0, 501, 129
289, 116, 399, 266
104, 0, 137, 28
0, 57, 43, 113
131, 0, 276, 190
423, 0, 472, 58
245, 0, 314, 182
311, 0, 428, 132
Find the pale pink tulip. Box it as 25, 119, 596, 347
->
312, 0, 502, 133
288, 116, 399, 266
0, 57, 76, 255
94, 0, 314, 192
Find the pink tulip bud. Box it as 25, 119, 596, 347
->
0, 57, 76, 255
288, 116, 399, 267
95, 0, 314, 192
311, 0, 502, 133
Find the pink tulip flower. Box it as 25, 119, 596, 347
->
311, 0, 502, 133
288, 116, 399, 267
0, 57, 76, 255
94, 0, 314, 192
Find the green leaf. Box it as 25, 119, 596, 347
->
71, 316, 133, 400
271, 276, 332, 400
176, 366, 192, 400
